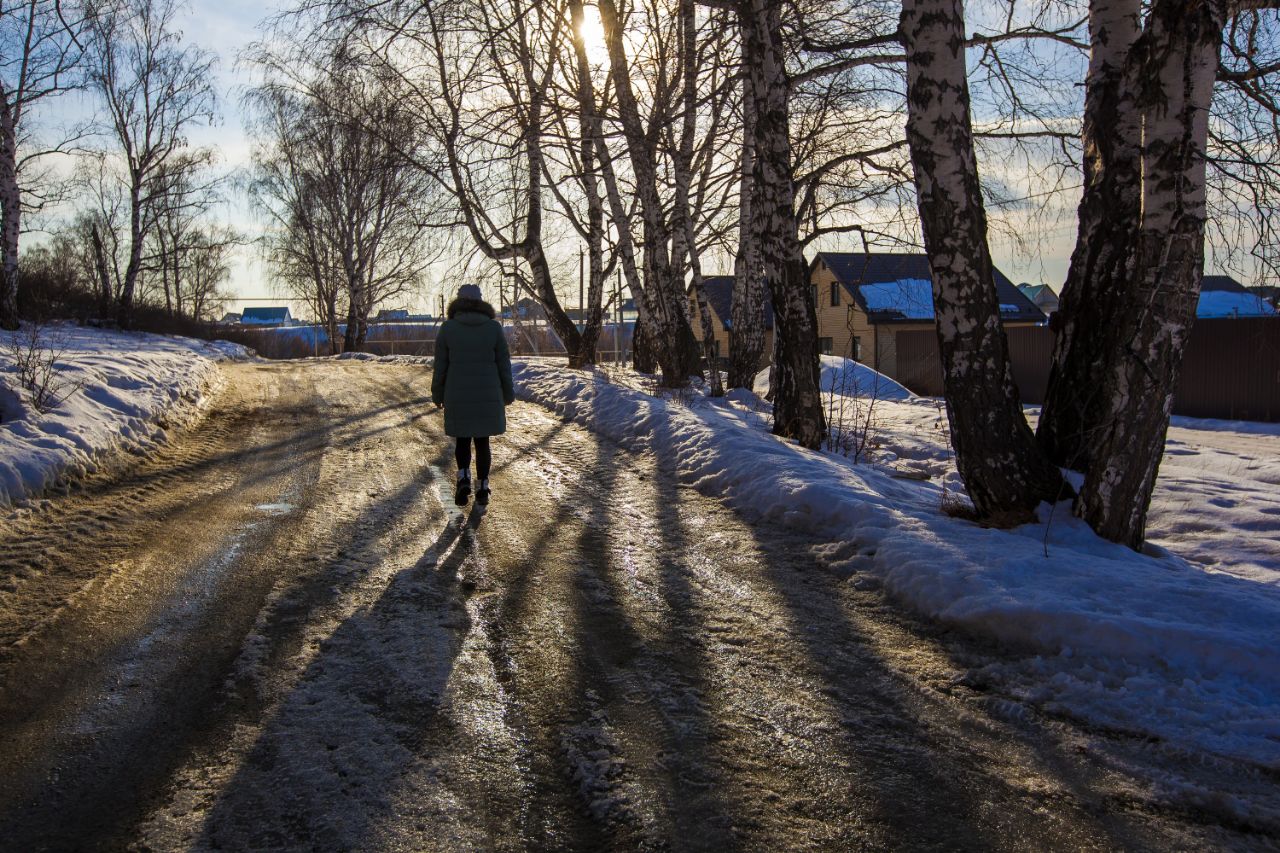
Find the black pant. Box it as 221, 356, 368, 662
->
455, 436, 492, 479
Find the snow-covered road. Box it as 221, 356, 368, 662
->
0, 361, 1273, 850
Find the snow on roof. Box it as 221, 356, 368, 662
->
858, 278, 934, 319
813, 252, 1044, 322
1196, 290, 1277, 318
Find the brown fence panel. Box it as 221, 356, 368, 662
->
893, 328, 943, 396
1176, 317, 1280, 421
890, 316, 1280, 422
1005, 326, 1054, 404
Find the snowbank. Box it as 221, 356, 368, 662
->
513, 359, 1280, 769
753, 356, 914, 402
0, 324, 251, 505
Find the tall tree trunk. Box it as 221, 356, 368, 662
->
158, 228, 173, 314
728, 68, 767, 390
343, 289, 359, 352
739, 0, 825, 448
91, 222, 112, 318
674, 0, 723, 396
116, 180, 145, 329
1037, 0, 1142, 469
900, 0, 1066, 515
1076, 0, 1227, 548
0, 100, 20, 330
568, 0, 606, 368
599, 0, 701, 387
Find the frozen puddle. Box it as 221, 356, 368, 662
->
254, 502, 297, 515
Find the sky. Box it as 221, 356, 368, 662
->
28, 1, 1260, 322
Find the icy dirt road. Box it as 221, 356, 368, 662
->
0, 361, 1272, 851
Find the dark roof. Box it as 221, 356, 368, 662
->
242, 306, 291, 321
812, 252, 1043, 323
1201, 275, 1246, 293
1018, 283, 1057, 299
699, 275, 775, 330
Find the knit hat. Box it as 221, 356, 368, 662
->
457, 283, 483, 300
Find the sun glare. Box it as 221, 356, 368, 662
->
578, 4, 608, 65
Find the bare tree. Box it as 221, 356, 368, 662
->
1036, 0, 1280, 547
83, 0, 217, 328
246, 57, 439, 352
0, 0, 87, 329
598, 0, 704, 386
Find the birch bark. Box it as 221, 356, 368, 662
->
1077, 0, 1229, 547
0, 98, 19, 328
672, 0, 723, 396
599, 0, 701, 387
728, 63, 768, 390
1037, 0, 1142, 469
900, 0, 1066, 515
739, 0, 825, 448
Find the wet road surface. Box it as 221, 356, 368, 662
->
0, 360, 1273, 851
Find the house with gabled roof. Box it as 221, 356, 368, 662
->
688, 275, 775, 366
810, 252, 1044, 379
241, 306, 293, 326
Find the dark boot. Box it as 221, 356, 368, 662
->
454, 471, 471, 506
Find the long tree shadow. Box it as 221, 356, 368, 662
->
727, 490, 1143, 848
0, 398, 455, 851
192, 457, 479, 850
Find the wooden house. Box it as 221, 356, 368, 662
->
688, 275, 775, 366
809, 252, 1044, 379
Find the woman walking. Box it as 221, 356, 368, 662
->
432, 284, 515, 507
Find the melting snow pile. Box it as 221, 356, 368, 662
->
513, 358, 1280, 770
754, 355, 914, 402
0, 324, 251, 505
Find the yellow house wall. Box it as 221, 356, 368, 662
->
810, 261, 875, 363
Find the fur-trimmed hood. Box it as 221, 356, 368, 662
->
447, 297, 496, 320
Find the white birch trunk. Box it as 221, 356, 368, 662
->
739, 0, 825, 448
0, 98, 19, 329
1077, 0, 1228, 547
728, 65, 767, 390
901, 0, 1066, 514
1038, 0, 1143, 467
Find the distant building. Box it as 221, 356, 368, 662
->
241, 307, 293, 326
688, 275, 775, 365
1198, 275, 1277, 318
219, 312, 242, 325
810, 251, 1043, 378
1017, 283, 1060, 315
376, 309, 411, 322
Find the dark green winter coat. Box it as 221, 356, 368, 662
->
432, 297, 515, 437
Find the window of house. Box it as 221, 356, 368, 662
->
819, 337, 833, 355
853, 336, 862, 361
830, 282, 839, 307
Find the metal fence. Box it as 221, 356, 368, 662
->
893, 316, 1280, 422
221, 321, 633, 362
